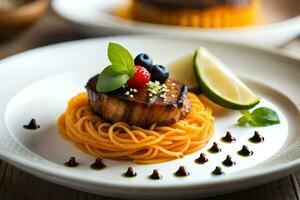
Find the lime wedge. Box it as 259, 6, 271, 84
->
193, 47, 260, 110
168, 53, 198, 89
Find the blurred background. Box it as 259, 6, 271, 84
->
0, 0, 83, 59
0, 0, 299, 60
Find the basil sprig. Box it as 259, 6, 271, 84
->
96, 42, 135, 92
237, 107, 280, 127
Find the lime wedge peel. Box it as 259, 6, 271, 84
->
193, 47, 260, 110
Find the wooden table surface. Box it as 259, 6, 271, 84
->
0, 10, 300, 200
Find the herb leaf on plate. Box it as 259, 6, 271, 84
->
96, 42, 135, 92
107, 42, 135, 75
237, 107, 280, 127
96, 66, 130, 93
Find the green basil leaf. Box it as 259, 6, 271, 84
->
248, 118, 263, 127
237, 107, 280, 127
248, 107, 280, 127
251, 107, 280, 123
237, 116, 249, 126
96, 66, 130, 93
240, 110, 251, 117
108, 42, 135, 76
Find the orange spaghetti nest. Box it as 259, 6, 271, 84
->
57, 92, 214, 164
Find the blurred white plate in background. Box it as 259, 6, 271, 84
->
52, 0, 300, 46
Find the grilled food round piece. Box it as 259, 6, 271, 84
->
86, 75, 191, 128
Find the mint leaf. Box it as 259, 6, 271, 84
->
237, 107, 280, 127
96, 66, 130, 92
108, 42, 135, 76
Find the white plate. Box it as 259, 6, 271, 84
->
0, 36, 300, 199
52, 0, 300, 46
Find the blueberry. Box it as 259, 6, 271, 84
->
134, 53, 153, 71
150, 65, 169, 84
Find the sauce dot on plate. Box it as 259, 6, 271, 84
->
221, 131, 236, 143
195, 153, 208, 164
222, 155, 236, 167
249, 131, 264, 143
149, 169, 162, 180
175, 166, 190, 177
23, 118, 40, 130
238, 145, 253, 156
212, 166, 224, 175
90, 158, 106, 170
65, 157, 79, 167
124, 167, 137, 177
208, 142, 221, 153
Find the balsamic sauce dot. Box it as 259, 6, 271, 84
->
90, 158, 106, 170
65, 157, 79, 167
249, 131, 264, 143
23, 118, 40, 130
221, 131, 236, 143
195, 153, 208, 164
238, 145, 253, 156
149, 169, 162, 180
208, 142, 221, 153
175, 166, 190, 177
212, 166, 224, 176
124, 167, 137, 177
222, 155, 236, 167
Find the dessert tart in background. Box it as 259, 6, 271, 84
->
115, 0, 259, 28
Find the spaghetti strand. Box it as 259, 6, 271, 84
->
57, 92, 214, 164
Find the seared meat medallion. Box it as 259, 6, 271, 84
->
86, 75, 191, 127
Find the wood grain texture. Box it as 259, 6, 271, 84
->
0, 8, 300, 200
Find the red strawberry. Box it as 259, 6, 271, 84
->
127, 66, 151, 88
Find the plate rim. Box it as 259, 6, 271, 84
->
0, 35, 300, 192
